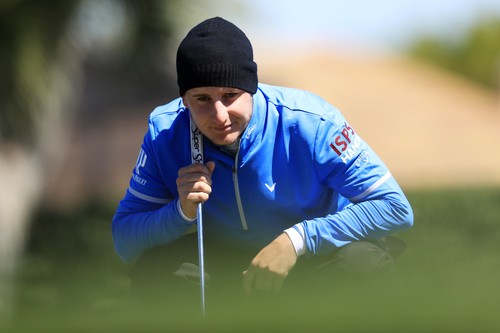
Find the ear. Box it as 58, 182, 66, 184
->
182, 96, 189, 108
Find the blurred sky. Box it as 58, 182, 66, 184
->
195, 0, 500, 54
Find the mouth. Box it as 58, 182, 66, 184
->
211, 124, 233, 132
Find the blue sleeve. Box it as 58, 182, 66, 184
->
302, 115, 413, 256
111, 126, 195, 262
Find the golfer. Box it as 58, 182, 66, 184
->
112, 17, 413, 300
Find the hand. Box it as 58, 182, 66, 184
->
242, 233, 297, 294
176, 161, 215, 219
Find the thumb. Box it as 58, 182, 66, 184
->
242, 268, 255, 295
205, 161, 216, 175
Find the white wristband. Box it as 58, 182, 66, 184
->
284, 224, 306, 256
177, 199, 196, 222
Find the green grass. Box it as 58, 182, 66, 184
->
4, 187, 500, 332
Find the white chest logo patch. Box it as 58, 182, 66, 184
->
265, 183, 276, 192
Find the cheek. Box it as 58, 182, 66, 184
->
190, 109, 210, 127
238, 107, 253, 124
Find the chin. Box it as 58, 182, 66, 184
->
210, 135, 238, 146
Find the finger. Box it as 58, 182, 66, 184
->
185, 191, 210, 204
178, 163, 212, 178
255, 270, 266, 291
177, 177, 213, 193
186, 180, 212, 195
177, 167, 213, 193
262, 278, 274, 291
178, 179, 212, 197
242, 269, 255, 295
178, 163, 201, 175
205, 161, 216, 175
272, 275, 284, 293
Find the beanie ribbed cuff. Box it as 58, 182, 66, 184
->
178, 63, 257, 96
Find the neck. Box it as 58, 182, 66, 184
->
219, 137, 240, 157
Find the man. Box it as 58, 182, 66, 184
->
112, 17, 413, 301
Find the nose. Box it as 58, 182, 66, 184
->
212, 100, 229, 124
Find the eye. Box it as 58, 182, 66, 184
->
223, 92, 239, 99
196, 96, 211, 102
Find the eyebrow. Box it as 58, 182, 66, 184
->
190, 93, 210, 98
189, 89, 242, 98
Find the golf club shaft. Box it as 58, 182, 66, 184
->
190, 117, 206, 317
197, 202, 206, 316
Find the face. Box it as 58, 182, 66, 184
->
182, 87, 253, 146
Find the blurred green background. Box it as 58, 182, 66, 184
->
1, 0, 499, 331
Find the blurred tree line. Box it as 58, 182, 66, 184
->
0, 0, 195, 316
0, 0, 186, 145
408, 17, 500, 90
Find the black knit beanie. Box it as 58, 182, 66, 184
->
176, 17, 258, 96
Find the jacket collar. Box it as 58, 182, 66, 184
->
239, 86, 267, 163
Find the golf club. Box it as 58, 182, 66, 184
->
189, 117, 206, 317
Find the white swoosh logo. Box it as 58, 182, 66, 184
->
265, 183, 276, 192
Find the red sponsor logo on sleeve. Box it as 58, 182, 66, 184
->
329, 122, 362, 163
